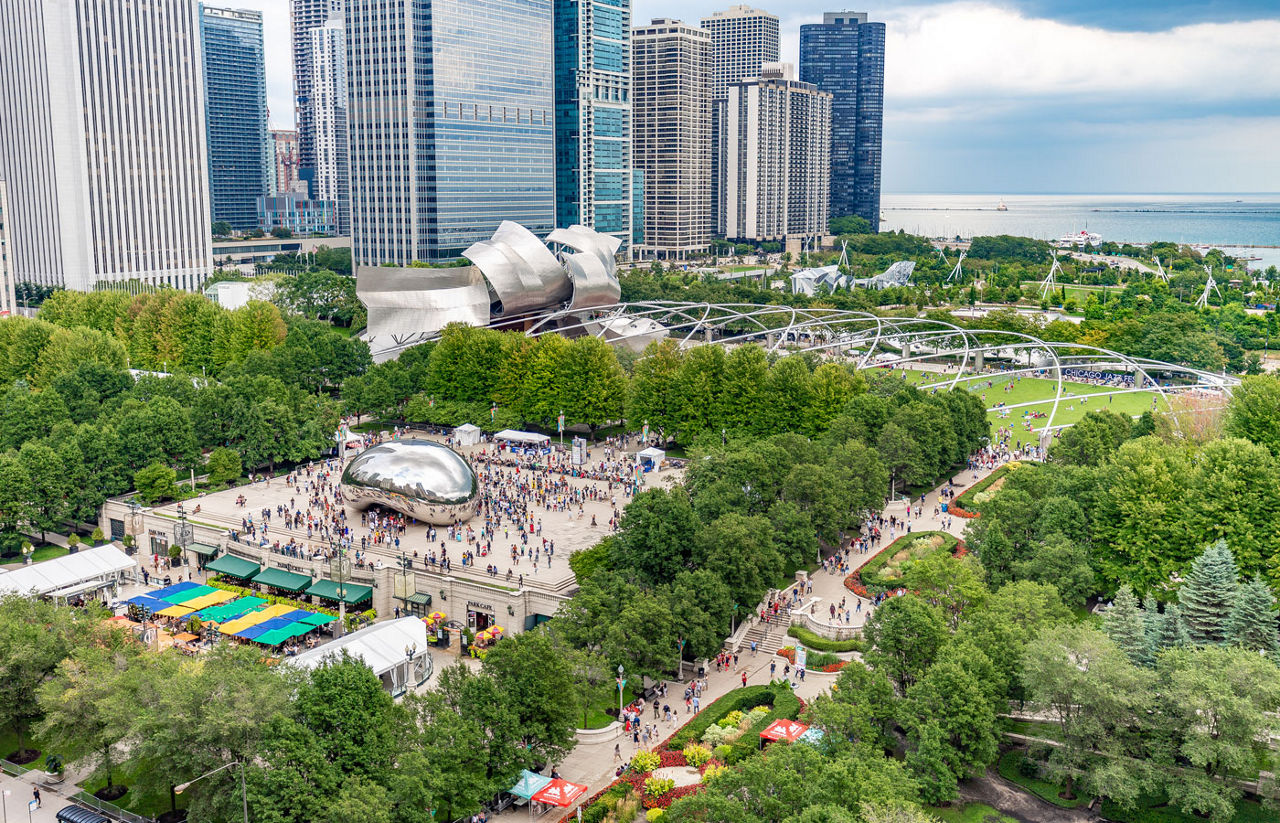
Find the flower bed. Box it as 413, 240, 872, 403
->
953, 462, 1020, 514
848, 532, 965, 595
775, 647, 846, 671
786, 625, 865, 652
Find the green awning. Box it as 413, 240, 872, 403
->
299, 612, 337, 627
206, 554, 261, 579
305, 579, 373, 605
254, 627, 294, 646
287, 622, 316, 638
188, 543, 218, 557
162, 585, 217, 604
197, 597, 266, 623
251, 567, 312, 593
406, 592, 432, 606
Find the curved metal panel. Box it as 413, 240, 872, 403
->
547, 224, 622, 277
357, 265, 490, 356
464, 221, 570, 315
564, 251, 621, 310
340, 440, 480, 525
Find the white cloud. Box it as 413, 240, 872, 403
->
879, 3, 1280, 107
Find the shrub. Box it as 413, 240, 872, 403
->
717, 710, 745, 728
713, 744, 733, 762
786, 625, 865, 652
67, 533, 80, 548
682, 744, 712, 768
644, 777, 675, 799
90, 527, 105, 544
1017, 756, 1039, 779
701, 764, 728, 783
646, 810, 665, 823
700, 724, 739, 747
631, 751, 661, 773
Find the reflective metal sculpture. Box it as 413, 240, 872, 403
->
341, 440, 479, 525
464, 221, 571, 316
548, 225, 623, 310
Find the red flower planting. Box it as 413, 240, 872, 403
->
950, 505, 979, 518
775, 647, 796, 664
843, 572, 869, 598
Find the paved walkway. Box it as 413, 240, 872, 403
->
0, 768, 79, 823
549, 463, 1003, 801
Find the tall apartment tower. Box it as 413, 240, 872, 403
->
289, 0, 340, 190
631, 19, 712, 260
0, 180, 17, 316
800, 11, 885, 231
345, 0, 556, 265
555, 0, 633, 252
270, 130, 303, 196
0, 0, 212, 292
723, 64, 831, 245
310, 16, 350, 235
700, 6, 779, 237
202, 7, 272, 231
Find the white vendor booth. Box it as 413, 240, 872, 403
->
287, 616, 432, 697
637, 447, 666, 472
0, 544, 136, 602
454, 423, 482, 447
494, 430, 552, 454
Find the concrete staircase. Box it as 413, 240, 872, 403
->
733, 611, 791, 657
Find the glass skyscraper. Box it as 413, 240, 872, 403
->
346, 0, 555, 265
554, 0, 633, 251
799, 11, 885, 232
201, 6, 271, 231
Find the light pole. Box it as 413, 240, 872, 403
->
676, 636, 685, 680
616, 664, 625, 718
174, 760, 248, 823
330, 539, 350, 637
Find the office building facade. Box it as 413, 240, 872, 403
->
723, 64, 830, 244
271, 130, 303, 196
0, 180, 17, 316
554, 0, 633, 252
346, 0, 556, 265
258, 192, 337, 236
0, 0, 212, 292
631, 19, 712, 259
799, 11, 885, 231
700, 6, 778, 237
202, 6, 272, 231
290, 0, 341, 191
310, 16, 351, 235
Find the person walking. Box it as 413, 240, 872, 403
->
614, 743, 621, 763
741, 671, 748, 687
32, 786, 41, 809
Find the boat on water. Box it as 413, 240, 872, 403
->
1056, 230, 1102, 247
996, 200, 1008, 211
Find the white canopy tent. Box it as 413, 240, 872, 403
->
494, 430, 551, 446
637, 446, 666, 471
0, 544, 136, 600
454, 423, 482, 447
287, 617, 432, 696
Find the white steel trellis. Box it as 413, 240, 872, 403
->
521, 301, 1239, 445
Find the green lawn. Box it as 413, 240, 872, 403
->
577, 685, 644, 730
900, 369, 1167, 447
928, 802, 1019, 823
996, 750, 1091, 808
1002, 718, 1063, 741
31, 544, 70, 563
80, 761, 189, 819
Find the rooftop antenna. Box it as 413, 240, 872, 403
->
946, 250, 966, 283
1153, 256, 1170, 283
1039, 251, 1063, 300
1194, 264, 1221, 309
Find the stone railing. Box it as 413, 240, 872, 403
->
790, 610, 863, 641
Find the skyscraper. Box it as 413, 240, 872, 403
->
700, 6, 778, 237
0, 179, 17, 316
0, 0, 211, 292
800, 11, 885, 231
310, 16, 350, 235
631, 19, 712, 259
202, 6, 272, 231
290, 0, 341, 191
271, 130, 303, 196
346, 0, 556, 265
723, 64, 830, 245
555, 0, 633, 252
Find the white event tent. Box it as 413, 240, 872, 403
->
0, 544, 136, 601
287, 617, 432, 696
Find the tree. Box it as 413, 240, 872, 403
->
693, 513, 781, 610
612, 488, 699, 585
1102, 585, 1151, 666
1178, 540, 1240, 646
1225, 575, 1280, 656
1011, 534, 1095, 608
830, 215, 872, 235
876, 421, 924, 493
271, 226, 294, 239
16, 442, 68, 542
1157, 646, 1280, 822
901, 552, 987, 629
563, 336, 627, 433
1224, 374, 1280, 456
661, 570, 732, 662
1022, 625, 1154, 808
206, 446, 243, 487
212, 221, 233, 236
904, 661, 999, 802
481, 630, 578, 764
627, 339, 683, 434
1052, 410, 1131, 466
863, 595, 949, 693
134, 461, 180, 505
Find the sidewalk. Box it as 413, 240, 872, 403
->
0, 768, 75, 823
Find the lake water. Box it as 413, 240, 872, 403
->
881, 194, 1280, 269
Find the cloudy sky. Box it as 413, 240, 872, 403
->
240, 0, 1280, 194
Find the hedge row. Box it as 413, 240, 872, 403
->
954, 463, 1012, 512
786, 625, 866, 653
667, 685, 778, 750
857, 531, 959, 592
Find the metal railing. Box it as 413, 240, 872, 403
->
1, 758, 154, 823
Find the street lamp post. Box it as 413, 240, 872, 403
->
330, 539, 350, 637
616, 664, 625, 718
676, 636, 685, 680
174, 760, 248, 823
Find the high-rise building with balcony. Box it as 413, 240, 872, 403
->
800, 11, 885, 231
290, 1, 341, 190
554, 0, 633, 252
722, 63, 831, 244
202, 6, 272, 231
631, 19, 711, 259
0, 0, 212, 291
345, 0, 555, 265
700, 6, 778, 237
310, 16, 350, 235
271, 130, 304, 196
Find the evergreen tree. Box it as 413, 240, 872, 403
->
1156, 603, 1191, 651
1227, 576, 1280, 657
1103, 585, 1150, 666
1142, 595, 1166, 653
1178, 540, 1240, 646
